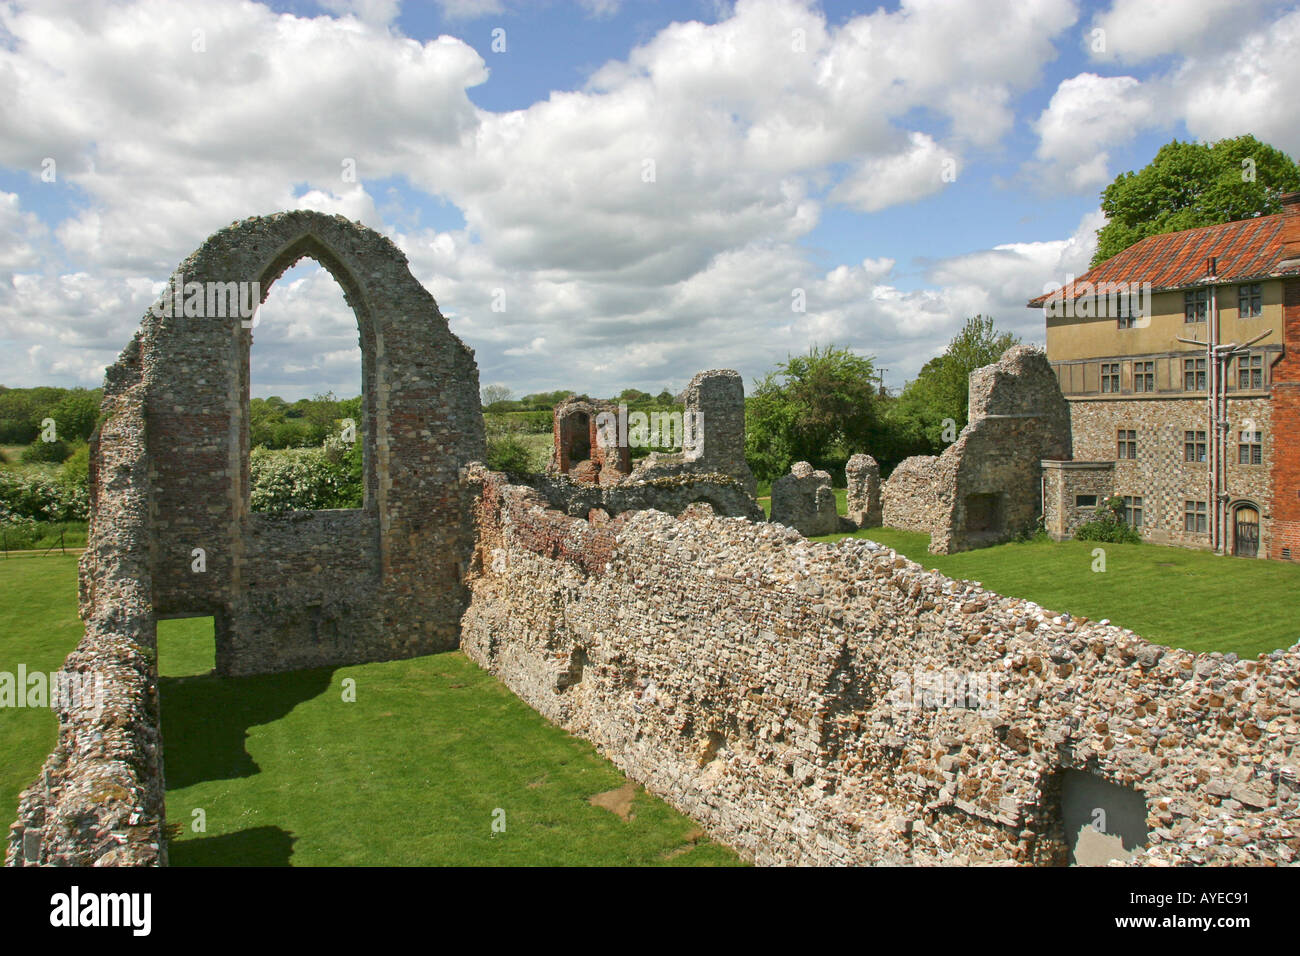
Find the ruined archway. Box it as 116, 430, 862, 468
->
86, 210, 486, 676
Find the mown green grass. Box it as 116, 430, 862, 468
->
759, 480, 1295, 656
0, 555, 85, 829
0, 557, 741, 867
813, 526, 1300, 658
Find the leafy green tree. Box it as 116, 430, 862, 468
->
0, 386, 81, 443
485, 434, 536, 474
20, 439, 70, 464
745, 345, 880, 481
46, 389, 102, 442
888, 315, 1020, 454
1092, 135, 1300, 267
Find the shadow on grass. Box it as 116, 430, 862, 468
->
168, 826, 296, 866
160, 667, 335, 789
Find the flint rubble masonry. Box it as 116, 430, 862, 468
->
462, 467, 1300, 867
770, 461, 842, 537
882, 346, 1071, 554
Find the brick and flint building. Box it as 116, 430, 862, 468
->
1029, 192, 1300, 559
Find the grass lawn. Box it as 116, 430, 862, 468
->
0, 556, 740, 866
813, 525, 1300, 659
757, 481, 1295, 657
0, 555, 86, 833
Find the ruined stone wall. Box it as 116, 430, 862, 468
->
880, 347, 1071, 554
526, 472, 762, 522
770, 461, 842, 537
548, 397, 630, 485
881, 455, 950, 533
97, 211, 484, 676
935, 347, 1072, 553
462, 470, 1300, 867
7, 374, 166, 866
845, 453, 882, 528
629, 369, 757, 497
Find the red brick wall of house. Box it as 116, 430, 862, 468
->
1270, 276, 1300, 558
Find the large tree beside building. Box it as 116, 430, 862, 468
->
1092, 135, 1300, 267
887, 315, 1020, 456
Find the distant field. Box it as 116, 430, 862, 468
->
515, 432, 552, 471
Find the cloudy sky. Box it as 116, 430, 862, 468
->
1, 0, 1298, 401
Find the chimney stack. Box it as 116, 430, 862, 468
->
1282, 192, 1300, 263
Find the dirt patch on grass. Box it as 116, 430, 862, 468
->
662, 826, 706, 859
589, 781, 638, 820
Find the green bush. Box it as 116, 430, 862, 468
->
21, 439, 70, 464
0, 508, 40, 549
486, 434, 535, 474
1074, 496, 1141, 544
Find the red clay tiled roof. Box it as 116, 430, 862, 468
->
1028, 212, 1299, 307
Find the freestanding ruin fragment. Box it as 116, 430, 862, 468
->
628, 368, 757, 497
845, 453, 882, 528
770, 461, 842, 536
547, 396, 630, 484
540, 367, 762, 520
881, 345, 1071, 554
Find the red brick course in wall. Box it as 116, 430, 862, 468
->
1270, 277, 1300, 559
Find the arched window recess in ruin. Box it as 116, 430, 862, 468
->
241, 233, 380, 516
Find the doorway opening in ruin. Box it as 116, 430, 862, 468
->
245, 252, 371, 515
1056, 768, 1148, 866
567, 412, 591, 465
964, 493, 1004, 535
157, 616, 217, 678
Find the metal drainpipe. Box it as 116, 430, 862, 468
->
1209, 279, 1221, 553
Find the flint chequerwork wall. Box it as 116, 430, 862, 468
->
463, 469, 1300, 866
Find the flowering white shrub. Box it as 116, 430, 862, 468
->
250, 441, 363, 513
